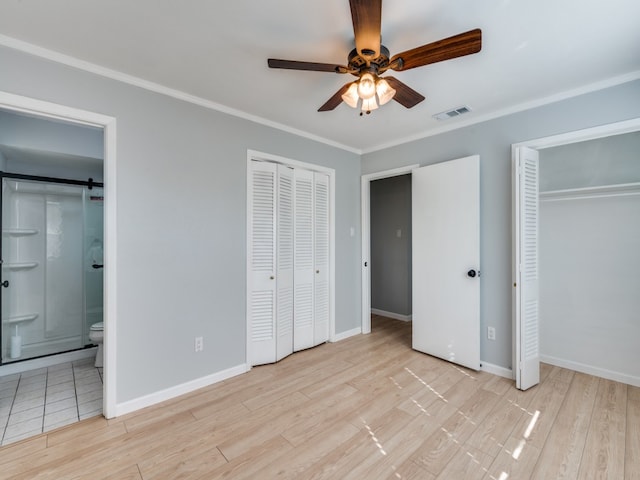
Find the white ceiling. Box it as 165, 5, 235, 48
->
0, 0, 639, 153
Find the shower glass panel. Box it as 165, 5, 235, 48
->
1, 177, 103, 363
83, 187, 104, 344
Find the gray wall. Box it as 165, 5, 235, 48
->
0, 45, 361, 404
539, 131, 640, 191
539, 192, 640, 381
370, 175, 412, 316
0, 109, 103, 159
362, 79, 640, 370
0, 108, 104, 180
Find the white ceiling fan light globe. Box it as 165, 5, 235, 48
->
341, 82, 359, 108
357, 72, 376, 100
376, 78, 396, 105
361, 97, 378, 114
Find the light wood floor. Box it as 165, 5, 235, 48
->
0, 315, 638, 479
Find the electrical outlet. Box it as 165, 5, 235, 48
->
195, 336, 204, 352
487, 327, 496, 341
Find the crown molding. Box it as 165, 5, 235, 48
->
0, 34, 361, 155
362, 70, 640, 154
2, 34, 637, 158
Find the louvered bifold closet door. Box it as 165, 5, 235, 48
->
249, 161, 277, 365
515, 147, 540, 390
313, 173, 330, 345
276, 165, 294, 361
293, 169, 315, 351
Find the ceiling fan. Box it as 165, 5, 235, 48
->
267, 0, 482, 115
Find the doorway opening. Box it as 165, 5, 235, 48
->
362, 157, 481, 372
369, 174, 412, 325
361, 165, 418, 334
512, 118, 640, 389
0, 91, 116, 437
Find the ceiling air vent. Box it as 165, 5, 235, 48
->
433, 105, 472, 121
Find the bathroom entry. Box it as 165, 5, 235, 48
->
0, 174, 104, 363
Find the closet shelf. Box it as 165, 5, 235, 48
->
2, 228, 38, 236
540, 182, 640, 201
2, 262, 39, 270
3, 313, 38, 325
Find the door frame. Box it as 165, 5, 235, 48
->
0, 90, 117, 418
361, 164, 419, 334
511, 117, 640, 383
246, 150, 336, 365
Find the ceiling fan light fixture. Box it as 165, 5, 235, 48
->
357, 72, 376, 100
341, 82, 359, 108
375, 78, 396, 105
361, 97, 378, 114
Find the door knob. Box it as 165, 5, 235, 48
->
1, 280, 8, 288
467, 269, 477, 278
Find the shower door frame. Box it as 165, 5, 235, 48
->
0, 91, 117, 419
0, 172, 104, 363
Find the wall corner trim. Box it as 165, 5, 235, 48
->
480, 362, 514, 379
112, 363, 249, 418
371, 308, 412, 322
331, 327, 362, 343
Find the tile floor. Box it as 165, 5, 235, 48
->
0, 357, 103, 446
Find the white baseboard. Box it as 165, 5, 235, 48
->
480, 361, 513, 379
331, 327, 362, 342
371, 308, 412, 322
114, 363, 249, 417
540, 355, 640, 387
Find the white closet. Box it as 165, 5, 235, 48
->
248, 160, 330, 366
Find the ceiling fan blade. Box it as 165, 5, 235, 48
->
384, 77, 425, 108
390, 28, 482, 71
318, 82, 354, 112
349, 0, 382, 58
268, 59, 348, 73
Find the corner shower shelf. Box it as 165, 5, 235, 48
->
3, 262, 39, 270
2, 228, 39, 236
3, 313, 38, 325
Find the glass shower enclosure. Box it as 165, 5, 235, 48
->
0, 174, 103, 364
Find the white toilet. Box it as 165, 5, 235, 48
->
89, 322, 104, 367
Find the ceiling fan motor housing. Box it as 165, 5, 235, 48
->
348, 45, 390, 75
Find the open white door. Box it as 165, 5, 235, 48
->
412, 156, 480, 370
513, 147, 540, 390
